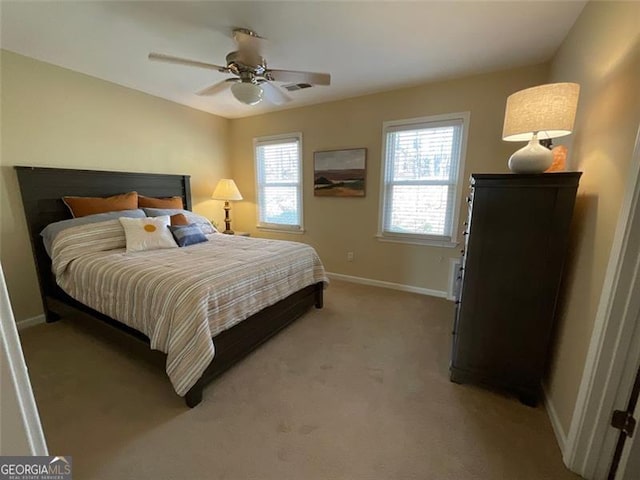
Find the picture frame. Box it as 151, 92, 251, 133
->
313, 148, 366, 197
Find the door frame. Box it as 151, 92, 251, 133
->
563, 125, 640, 478
0, 263, 48, 455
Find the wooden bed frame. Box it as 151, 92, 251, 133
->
15, 166, 323, 407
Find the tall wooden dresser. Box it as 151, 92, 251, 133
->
450, 172, 581, 405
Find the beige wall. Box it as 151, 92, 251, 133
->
0, 51, 230, 321
229, 64, 549, 291
546, 1, 640, 433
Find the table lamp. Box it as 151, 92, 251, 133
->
502, 82, 580, 174
212, 179, 243, 234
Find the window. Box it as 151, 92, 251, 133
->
379, 112, 469, 246
254, 133, 303, 231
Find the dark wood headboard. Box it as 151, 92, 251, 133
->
14, 166, 191, 319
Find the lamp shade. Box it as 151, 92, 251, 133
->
502, 83, 580, 142
212, 179, 243, 201
230, 82, 263, 106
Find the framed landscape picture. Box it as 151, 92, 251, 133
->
313, 148, 366, 197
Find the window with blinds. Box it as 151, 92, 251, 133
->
255, 134, 303, 230
379, 113, 468, 244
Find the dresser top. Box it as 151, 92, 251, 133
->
471, 172, 582, 188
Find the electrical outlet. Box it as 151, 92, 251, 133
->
347, 251, 354, 262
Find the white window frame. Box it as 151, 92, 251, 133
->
254, 132, 304, 233
377, 111, 470, 247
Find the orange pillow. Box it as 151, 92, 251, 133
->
63, 192, 138, 218
170, 214, 189, 226
138, 195, 184, 209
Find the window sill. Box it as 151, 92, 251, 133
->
375, 234, 459, 248
257, 226, 306, 235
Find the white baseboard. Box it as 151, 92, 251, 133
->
326, 272, 448, 299
16, 314, 46, 331
543, 384, 567, 454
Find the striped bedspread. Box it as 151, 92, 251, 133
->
51, 220, 328, 396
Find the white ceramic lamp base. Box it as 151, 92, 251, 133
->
508, 133, 553, 174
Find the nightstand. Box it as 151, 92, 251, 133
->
234, 231, 250, 237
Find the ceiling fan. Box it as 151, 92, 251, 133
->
149, 28, 331, 106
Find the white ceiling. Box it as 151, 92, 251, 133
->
0, 1, 586, 119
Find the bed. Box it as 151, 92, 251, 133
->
15, 166, 326, 407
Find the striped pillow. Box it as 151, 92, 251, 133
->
169, 224, 208, 247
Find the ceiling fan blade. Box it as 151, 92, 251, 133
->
259, 81, 292, 105
196, 79, 237, 96
267, 69, 331, 86
148, 53, 228, 72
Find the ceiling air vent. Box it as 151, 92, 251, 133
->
283, 83, 313, 92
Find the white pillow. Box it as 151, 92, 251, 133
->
119, 216, 178, 252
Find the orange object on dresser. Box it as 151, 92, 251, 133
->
545, 145, 568, 172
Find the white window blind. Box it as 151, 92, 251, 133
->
255, 134, 303, 230
380, 115, 467, 243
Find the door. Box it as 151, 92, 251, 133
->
610, 359, 640, 480
621, 402, 640, 479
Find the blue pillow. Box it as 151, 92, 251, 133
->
40, 209, 146, 257
169, 224, 208, 247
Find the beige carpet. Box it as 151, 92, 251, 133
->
19, 280, 579, 480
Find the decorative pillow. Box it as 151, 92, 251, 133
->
119, 216, 178, 252
138, 195, 184, 209
63, 192, 138, 218
170, 213, 189, 226
169, 224, 208, 247
143, 208, 218, 235
40, 209, 146, 257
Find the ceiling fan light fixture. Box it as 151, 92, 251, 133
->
230, 82, 263, 105
149, 29, 330, 107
